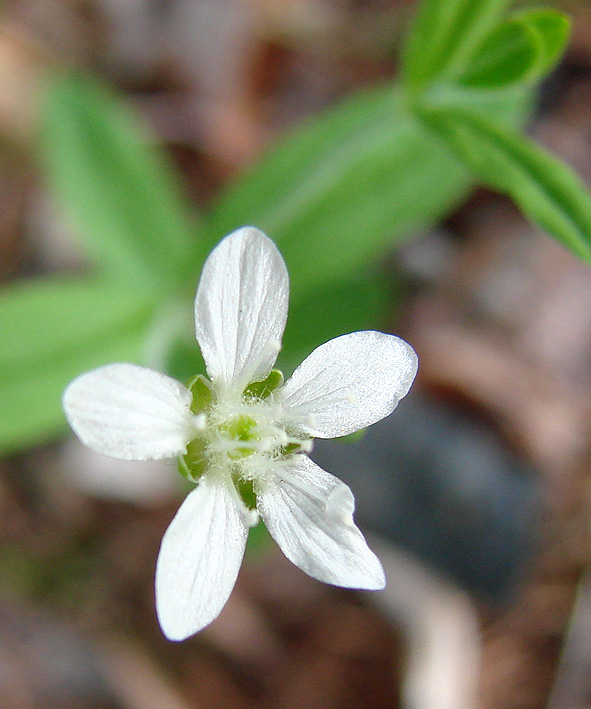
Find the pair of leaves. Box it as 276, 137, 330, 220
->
403, 0, 512, 91
459, 9, 570, 88
405, 0, 591, 264
0, 74, 204, 454
404, 0, 568, 91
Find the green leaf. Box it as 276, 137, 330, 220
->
459, 19, 539, 87
41, 73, 200, 292
402, 0, 512, 91
520, 9, 570, 77
420, 105, 591, 262
0, 277, 155, 453
460, 9, 570, 88
210, 86, 472, 299
278, 270, 391, 376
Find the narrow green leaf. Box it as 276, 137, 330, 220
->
210, 86, 472, 298
402, 0, 511, 91
41, 73, 200, 292
421, 106, 591, 261
0, 277, 155, 453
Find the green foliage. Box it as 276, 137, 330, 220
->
211, 87, 471, 297
279, 272, 391, 375
459, 18, 539, 87
403, 0, 512, 90
403, 0, 590, 263
459, 9, 570, 87
524, 9, 571, 77
0, 278, 155, 452
1, 0, 590, 455
420, 106, 591, 261
41, 73, 201, 292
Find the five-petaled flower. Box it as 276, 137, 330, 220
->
63, 226, 418, 641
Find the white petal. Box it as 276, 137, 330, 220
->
282, 331, 418, 438
195, 226, 289, 391
155, 479, 249, 640
257, 456, 385, 589
63, 363, 194, 460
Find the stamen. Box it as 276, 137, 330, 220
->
194, 413, 207, 431
267, 339, 282, 354
299, 439, 314, 454
186, 386, 313, 491
245, 508, 260, 527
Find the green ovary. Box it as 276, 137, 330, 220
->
179, 369, 309, 509
179, 413, 266, 484
219, 414, 261, 459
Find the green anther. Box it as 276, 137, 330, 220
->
188, 374, 213, 414
244, 369, 284, 400
221, 414, 260, 459
179, 436, 208, 482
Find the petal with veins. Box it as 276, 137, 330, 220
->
195, 226, 289, 392
63, 363, 194, 460
155, 479, 249, 641
257, 456, 385, 590
282, 331, 418, 438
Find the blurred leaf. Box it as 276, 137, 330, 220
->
210, 86, 472, 298
460, 9, 570, 88
421, 106, 591, 261
161, 273, 390, 385
279, 270, 391, 376
402, 0, 511, 91
0, 277, 155, 452
41, 73, 200, 292
421, 82, 533, 125
521, 8, 570, 77
162, 337, 206, 385
459, 19, 539, 87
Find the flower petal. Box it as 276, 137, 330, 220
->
282, 331, 418, 438
155, 479, 249, 640
63, 363, 194, 460
257, 456, 385, 589
194, 226, 289, 391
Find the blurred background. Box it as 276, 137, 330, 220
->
3, 0, 591, 707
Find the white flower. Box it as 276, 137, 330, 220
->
63, 226, 418, 641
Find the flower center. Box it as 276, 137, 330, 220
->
178, 370, 312, 511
